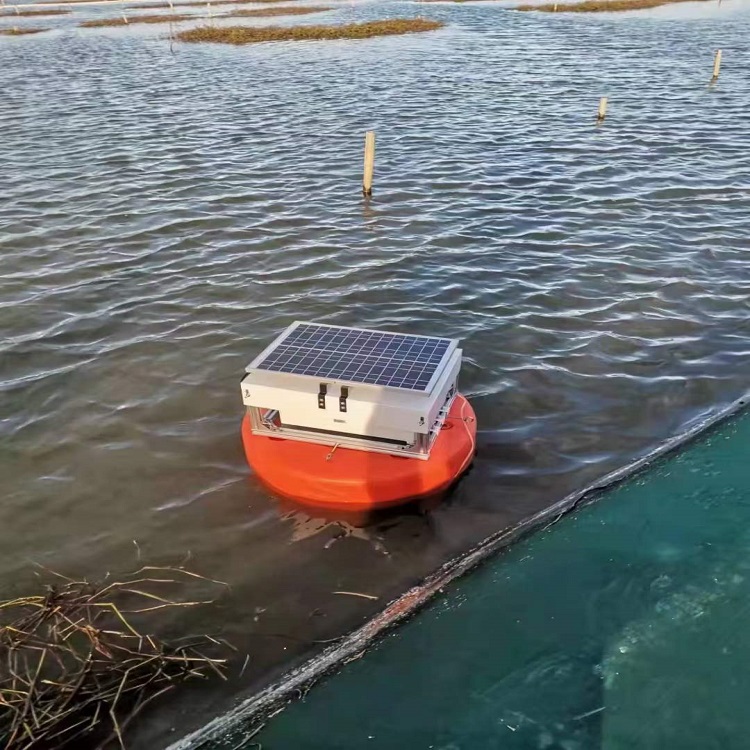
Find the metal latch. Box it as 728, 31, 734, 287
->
339, 386, 349, 413
318, 383, 327, 409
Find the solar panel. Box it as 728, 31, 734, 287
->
248, 322, 456, 392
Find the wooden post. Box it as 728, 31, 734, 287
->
712, 49, 722, 80
597, 96, 608, 122
362, 131, 375, 197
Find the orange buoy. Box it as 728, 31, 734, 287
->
242, 394, 476, 511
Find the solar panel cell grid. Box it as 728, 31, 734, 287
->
253, 323, 453, 391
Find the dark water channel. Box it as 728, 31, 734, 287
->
2, 0, 749, 745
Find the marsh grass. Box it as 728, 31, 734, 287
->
80, 11, 194, 25
33, 0, 106, 3
0, 8, 71, 15
176, 17, 443, 43
225, 4, 332, 15
133, 0, 304, 8
516, 0, 711, 11
0, 25, 49, 33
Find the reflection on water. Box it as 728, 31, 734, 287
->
2, 0, 749, 745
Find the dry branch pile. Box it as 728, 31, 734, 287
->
177, 17, 444, 44
0, 567, 230, 750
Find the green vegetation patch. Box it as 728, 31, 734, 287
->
516, 0, 711, 12
0, 25, 48, 33
176, 17, 443, 43
80, 11, 194, 25
226, 4, 332, 15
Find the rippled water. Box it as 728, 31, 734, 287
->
2, 0, 749, 745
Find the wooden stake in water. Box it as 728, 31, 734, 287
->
712, 49, 722, 81
363, 131, 375, 198
597, 96, 608, 122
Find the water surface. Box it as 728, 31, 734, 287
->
2, 0, 749, 744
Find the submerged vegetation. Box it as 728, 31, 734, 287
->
516, 0, 711, 11
0, 26, 48, 34
176, 17, 444, 44
80, 12, 195, 25
226, 5, 332, 16
0, 567, 230, 750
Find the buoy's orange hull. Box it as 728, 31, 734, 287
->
242, 394, 477, 511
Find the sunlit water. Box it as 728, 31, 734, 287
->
2, 0, 749, 745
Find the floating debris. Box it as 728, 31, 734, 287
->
332, 591, 379, 601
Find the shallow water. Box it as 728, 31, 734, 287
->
2, 0, 750, 745
248, 408, 750, 750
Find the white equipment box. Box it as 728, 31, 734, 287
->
241, 322, 462, 459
